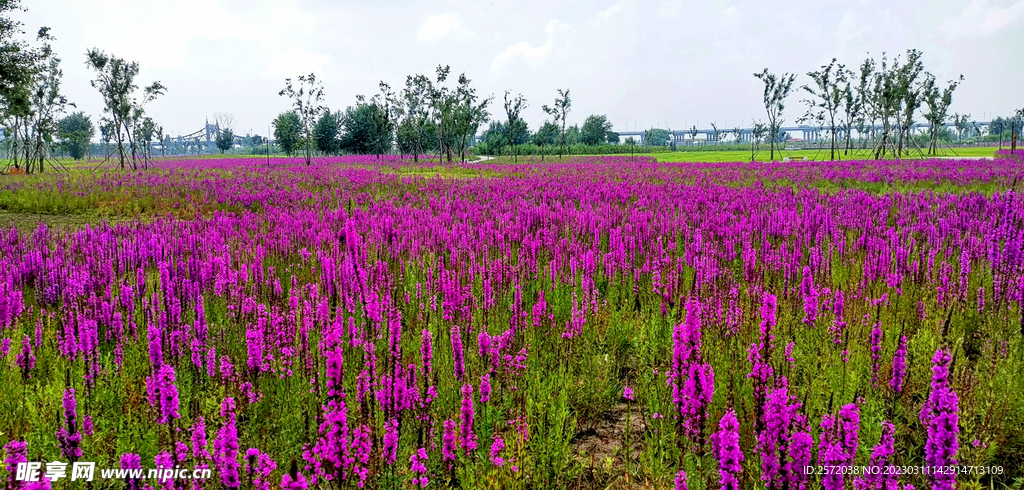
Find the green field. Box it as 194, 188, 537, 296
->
590, 146, 997, 163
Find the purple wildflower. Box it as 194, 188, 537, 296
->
480, 371, 492, 404
460, 384, 477, 454
156, 364, 181, 424
215, 397, 240, 488
490, 436, 505, 467
623, 385, 635, 401
410, 448, 428, 487
56, 388, 82, 460
712, 409, 744, 490
920, 348, 959, 490
383, 419, 399, 465
451, 326, 465, 382
675, 469, 689, 490
891, 335, 908, 394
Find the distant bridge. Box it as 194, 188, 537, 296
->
156, 120, 252, 151
612, 121, 991, 145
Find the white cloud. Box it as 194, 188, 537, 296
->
417, 12, 470, 42
940, 0, 1024, 37
259, 48, 330, 79
489, 20, 570, 75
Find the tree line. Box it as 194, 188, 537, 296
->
1, 0, 166, 172
752, 49, 1024, 161
272, 66, 495, 164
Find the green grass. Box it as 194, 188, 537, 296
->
585, 146, 998, 163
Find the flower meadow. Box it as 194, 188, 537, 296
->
1, 155, 1023, 489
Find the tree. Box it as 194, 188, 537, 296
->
20, 29, 71, 173
273, 110, 301, 155
137, 117, 158, 159
839, 68, 862, 156
542, 89, 570, 158
1, 0, 40, 153
855, 58, 876, 152
862, 50, 926, 159
605, 131, 619, 144
581, 114, 612, 146
401, 74, 434, 162
644, 128, 670, 146
85, 48, 166, 170
278, 73, 325, 165
367, 82, 399, 159
313, 109, 342, 155
532, 121, 558, 160
504, 91, 528, 162
754, 68, 797, 161
800, 58, 845, 160
481, 121, 507, 156
709, 122, 721, 146
750, 121, 768, 162
58, 111, 93, 160
952, 112, 971, 142
922, 74, 962, 154
428, 66, 491, 162
1013, 108, 1023, 151
216, 127, 234, 153
340, 100, 391, 155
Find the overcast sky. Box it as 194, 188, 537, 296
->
17, 0, 1024, 137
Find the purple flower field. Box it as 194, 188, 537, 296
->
1, 155, 1023, 489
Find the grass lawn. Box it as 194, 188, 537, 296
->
586, 145, 998, 163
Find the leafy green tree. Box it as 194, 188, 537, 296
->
58, 111, 94, 160
754, 68, 796, 160
216, 127, 234, 153
952, 112, 971, 142
340, 101, 391, 155
1, 0, 40, 137
138, 117, 158, 159
85, 48, 166, 170
482, 120, 507, 155
542, 89, 571, 157
800, 58, 845, 160
840, 68, 863, 155
313, 109, 342, 155
367, 82, 398, 159
990, 117, 1005, 137
532, 121, 558, 160
644, 128, 669, 146
605, 131, 619, 144
273, 110, 302, 155
3, 26, 71, 173
922, 74, 962, 154
750, 121, 768, 161
565, 124, 581, 146
427, 66, 491, 162
581, 115, 612, 146
401, 74, 433, 162
278, 73, 325, 165
504, 91, 527, 162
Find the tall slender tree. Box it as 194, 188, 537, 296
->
753, 68, 796, 161
85, 48, 166, 170
922, 74, 962, 155
504, 91, 527, 162
542, 89, 571, 158
278, 73, 325, 165
800, 58, 845, 160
